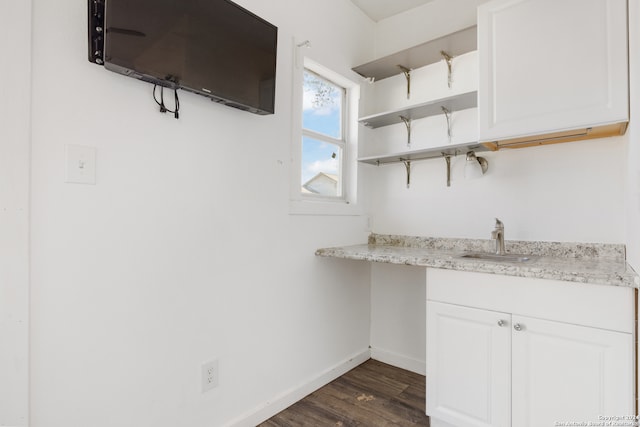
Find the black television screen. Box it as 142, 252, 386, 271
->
102, 0, 277, 115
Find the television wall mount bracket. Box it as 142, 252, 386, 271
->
88, 0, 106, 65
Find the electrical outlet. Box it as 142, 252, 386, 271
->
201, 359, 219, 393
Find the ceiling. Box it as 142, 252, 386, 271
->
350, 0, 437, 22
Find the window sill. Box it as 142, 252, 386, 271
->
289, 199, 364, 216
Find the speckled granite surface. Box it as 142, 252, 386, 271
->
316, 234, 639, 288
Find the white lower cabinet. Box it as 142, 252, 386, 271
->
511, 315, 633, 426
427, 302, 511, 427
426, 269, 635, 427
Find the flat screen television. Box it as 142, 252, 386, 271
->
91, 0, 277, 115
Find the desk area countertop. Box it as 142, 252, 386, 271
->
315, 234, 640, 288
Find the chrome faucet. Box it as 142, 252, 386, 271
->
491, 218, 506, 255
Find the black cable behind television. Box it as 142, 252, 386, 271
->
88, 0, 278, 115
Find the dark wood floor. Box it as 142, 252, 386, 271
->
259, 359, 430, 426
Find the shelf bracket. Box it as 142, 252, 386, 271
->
442, 106, 452, 143
440, 51, 454, 88
399, 115, 411, 147
397, 65, 411, 99
443, 154, 452, 187
402, 159, 411, 189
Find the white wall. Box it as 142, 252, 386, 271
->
0, 1, 31, 425
370, 264, 426, 374
373, 0, 490, 58
366, 0, 629, 372
626, 0, 640, 401
368, 137, 626, 241
626, 0, 640, 273
28, 1, 374, 426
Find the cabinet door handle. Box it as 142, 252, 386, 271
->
497, 319, 506, 327
513, 323, 523, 331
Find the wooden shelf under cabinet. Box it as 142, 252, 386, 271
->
482, 122, 628, 150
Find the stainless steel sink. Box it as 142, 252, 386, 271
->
459, 252, 533, 263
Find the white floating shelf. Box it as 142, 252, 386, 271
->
352, 26, 477, 81
358, 141, 492, 166
359, 91, 477, 129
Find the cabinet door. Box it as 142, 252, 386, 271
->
511, 315, 634, 426
426, 301, 511, 427
478, 0, 628, 142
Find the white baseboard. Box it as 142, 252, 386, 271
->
222, 348, 371, 427
370, 347, 426, 376
430, 417, 457, 427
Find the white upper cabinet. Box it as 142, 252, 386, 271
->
478, 0, 629, 147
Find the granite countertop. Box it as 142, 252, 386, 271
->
315, 234, 640, 288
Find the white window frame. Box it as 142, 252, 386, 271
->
290, 56, 361, 216
301, 68, 346, 200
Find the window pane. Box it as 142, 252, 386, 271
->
303, 70, 343, 139
301, 137, 342, 197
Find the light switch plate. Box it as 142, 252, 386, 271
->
65, 145, 96, 185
